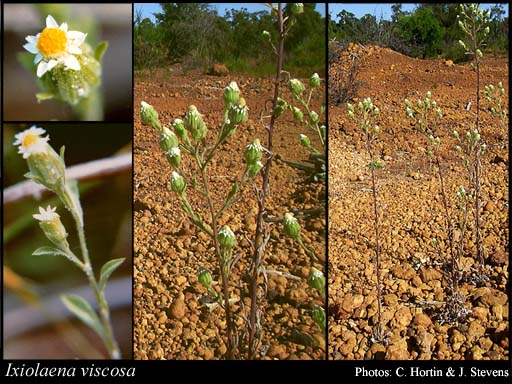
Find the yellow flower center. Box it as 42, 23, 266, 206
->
37, 27, 67, 57
23, 134, 38, 148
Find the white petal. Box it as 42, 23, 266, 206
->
67, 45, 82, 55
67, 31, 86, 43
34, 53, 43, 64
25, 35, 38, 45
63, 55, 80, 71
37, 61, 49, 77
23, 42, 38, 54
60, 22, 68, 32
47, 59, 59, 71
46, 15, 58, 28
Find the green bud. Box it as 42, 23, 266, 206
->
373, 125, 380, 135
435, 108, 442, 118
311, 305, 326, 333
404, 98, 412, 108
348, 110, 355, 119
292, 106, 303, 122
453, 130, 460, 139
309, 73, 320, 89
172, 119, 187, 140
244, 139, 263, 164
300, 134, 311, 148
166, 147, 181, 168
458, 40, 467, 49
347, 103, 355, 113
480, 143, 487, 154
247, 160, 263, 177
160, 127, 179, 152
274, 97, 287, 117
217, 225, 236, 251
373, 107, 379, 117
224, 81, 240, 106
308, 267, 325, 295
141, 101, 160, 129
290, 3, 304, 15
33, 206, 69, 250
309, 111, 319, 123
228, 98, 249, 126
198, 267, 213, 289
320, 125, 326, 142
262, 30, 271, 40
290, 78, 305, 96
171, 171, 186, 195
425, 91, 432, 99
417, 99, 424, 109
184, 105, 208, 141
456, 145, 462, 152
484, 26, 490, 34
476, 49, 483, 58
283, 212, 300, 241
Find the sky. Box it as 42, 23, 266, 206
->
328, 3, 509, 21
134, 3, 327, 22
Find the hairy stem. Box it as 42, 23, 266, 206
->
248, 3, 285, 360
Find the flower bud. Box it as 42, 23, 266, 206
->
141, 101, 160, 129
224, 81, 240, 106
173, 119, 187, 140
171, 171, 186, 195
244, 139, 263, 164
404, 98, 412, 108
308, 267, 325, 295
290, 3, 304, 15
473, 130, 480, 142
480, 143, 487, 154
373, 125, 380, 135
160, 127, 179, 152
476, 49, 483, 58
283, 212, 301, 241
300, 134, 311, 148
309, 73, 320, 88
309, 111, 319, 123
33, 206, 69, 250
166, 147, 181, 168
458, 40, 466, 49
435, 108, 442, 118
184, 105, 208, 141
373, 107, 379, 117
262, 30, 271, 39
425, 91, 432, 99
247, 160, 263, 177
348, 110, 355, 119
484, 26, 490, 34
347, 103, 355, 113
198, 267, 213, 289
274, 97, 287, 117
453, 130, 460, 139
311, 305, 326, 332
417, 99, 424, 109
289, 78, 305, 96
217, 225, 236, 251
228, 98, 249, 126
292, 106, 303, 122
456, 145, 462, 152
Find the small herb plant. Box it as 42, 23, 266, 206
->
140, 3, 325, 360
347, 98, 386, 342
13, 126, 124, 359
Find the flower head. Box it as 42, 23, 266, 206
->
33, 205, 59, 222
13, 126, 50, 159
23, 15, 87, 78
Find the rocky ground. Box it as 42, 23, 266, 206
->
133, 67, 326, 360
328, 44, 509, 360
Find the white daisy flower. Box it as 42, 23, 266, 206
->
33, 205, 60, 222
23, 15, 87, 77
13, 126, 50, 159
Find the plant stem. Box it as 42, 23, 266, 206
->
248, 3, 285, 360
434, 155, 458, 292
365, 136, 383, 340
197, 157, 236, 359
66, 187, 121, 359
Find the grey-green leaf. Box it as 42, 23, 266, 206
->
61, 294, 104, 339
36, 93, 55, 103
33, 246, 68, 257
94, 41, 109, 62
99, 258, 125, 292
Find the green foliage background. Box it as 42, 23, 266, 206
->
134, 3, 325, 76
329, 3, 508, 61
